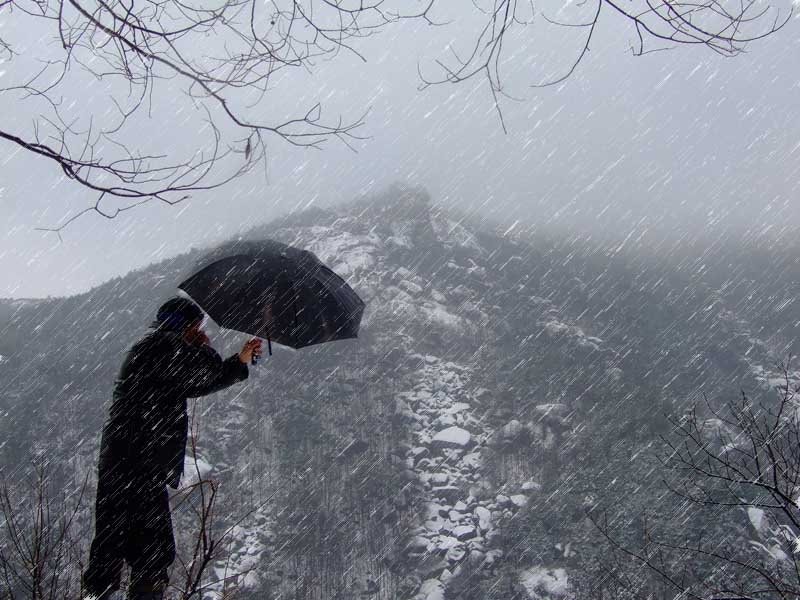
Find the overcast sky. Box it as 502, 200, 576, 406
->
2, 3, 799, 298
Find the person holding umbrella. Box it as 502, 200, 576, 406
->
82, 297, 262, 600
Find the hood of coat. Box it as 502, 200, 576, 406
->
150, 297, 205, 333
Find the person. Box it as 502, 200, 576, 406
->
82, 297, 262, 600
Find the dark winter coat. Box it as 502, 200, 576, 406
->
98, 328, 248, 489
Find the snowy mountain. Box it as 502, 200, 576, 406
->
0, 186, 796, 599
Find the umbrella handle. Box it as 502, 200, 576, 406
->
251, 336, 272, 365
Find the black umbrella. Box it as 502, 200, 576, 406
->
177, 239, 365, 355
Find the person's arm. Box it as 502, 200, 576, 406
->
179, 343, 249, 398
173, 336, 262, 398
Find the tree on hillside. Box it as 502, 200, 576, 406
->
0, 0, 791, 228
0, 462, 87, 600
0, 434, 256, 598
591, 365, 800, 599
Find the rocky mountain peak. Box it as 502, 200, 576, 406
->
1, 188, 796, 600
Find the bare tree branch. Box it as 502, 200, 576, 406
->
421, 0, 791, 125
1, 0, 436, 230
590, 361, 800, 599
0, 0, 790, 229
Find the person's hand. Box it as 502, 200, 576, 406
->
238, 338, 263, 364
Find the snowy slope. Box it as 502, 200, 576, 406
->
0, 188, 791, 599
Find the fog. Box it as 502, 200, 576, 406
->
2, 3, 799, 298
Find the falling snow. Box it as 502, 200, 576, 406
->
2, 0, 800, 595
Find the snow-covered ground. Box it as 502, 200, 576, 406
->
291, 210, 582, 599
392, 355, 545, 599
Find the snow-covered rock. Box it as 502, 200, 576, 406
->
416, 578, 445, 600
448, 509, 465, 522
496, 494, 512, 508
510, 494, 529, 508
424, 520, 443, 533
411, 446, 430, 460
446, 546, 467, 563
533, 403, 570, 425
394, 267, 413, 280
431, 486, 463, 503
475, 506, 492, 532
400, 280, 424, 295
437, 536, 460, 551
461, 452, 482, 471
306, 229, 379, 280
431, 473, 449, 485
519, 567, 571, 599
521, 480, 542, 493
468, 482, 493, 501
445, 402, 471, 415
484, 549, 503, 567
501, 419, 524, 439
543, 320, 570, 336
435, 414, 457, 428
468, 550, 485, 566
240, 571, 260, 588
430, 214, 485, 254
421, 302, 468, 331
432, 427, 472, 450
453, 525, 478, 541
407, 536, 430, 553
533, 404, 570, 419
422, 504, 444, 523
417, 458, 436, 470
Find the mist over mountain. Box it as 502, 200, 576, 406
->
0, 187, 796, 599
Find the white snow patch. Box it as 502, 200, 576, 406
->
542, 319, 602, 350
416, 578, 445, 600
430, 214, 485, 254
748, 507, 765, 533
519, 567, 571, 599
179, 456, 213, 488
400, 280, 424, 295
444, 402, 471, 415
533, 404, 568, 416
386, 234, 412, 248
305, 229, 379, 279
204, 510, 272, 598
432, 426, 471, 448
240, 571, 260, 587
543, 320, 570, 336
421, 302, 466, 330
750, 540, 790, 562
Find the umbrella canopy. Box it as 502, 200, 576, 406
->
178, 239, 365, 350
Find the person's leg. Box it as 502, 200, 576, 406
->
125, 483, 175, 600
82, 470, 130, 598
